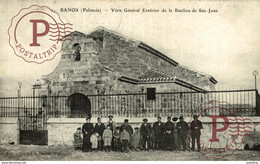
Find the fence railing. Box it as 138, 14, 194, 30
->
0, 89, 259, 118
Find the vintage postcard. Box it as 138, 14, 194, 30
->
0, 0, 260, 162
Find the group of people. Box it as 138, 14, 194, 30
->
73, 115, 203, 153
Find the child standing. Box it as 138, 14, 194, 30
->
90, 133, 99, 151
149, 129, 156, 150
120, 128, 131, 153
113, 126, 121, 152
73, 127, 83, 150
103, 125, 113, 151
132, 127, 140, 151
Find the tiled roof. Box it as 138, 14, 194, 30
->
138, 69, 175, 82
118, 69, 207, 92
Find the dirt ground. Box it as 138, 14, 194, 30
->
0, 144, 259, 161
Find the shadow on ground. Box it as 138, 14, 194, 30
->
0, 144, 259, 161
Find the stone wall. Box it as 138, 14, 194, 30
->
0, 116, 258, 149
0, 118, 19, 144
198, 117, 260, 152
40, 32, 117, 96
47, 117, 260, 151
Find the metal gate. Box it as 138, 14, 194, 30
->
18, 97, 48, 145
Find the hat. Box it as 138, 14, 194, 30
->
108, 115, 113, 118
172, 117, 178, 122
179, 116, 184, 120
167, 116, 171, 119
157, 116, 161, 119
143, 118, 148, 122
124, 119, 129, 122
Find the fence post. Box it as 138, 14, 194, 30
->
256, 90, 260, 116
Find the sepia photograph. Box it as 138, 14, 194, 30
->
0, 0, 259, 162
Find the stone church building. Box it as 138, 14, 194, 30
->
39, 26, 217, 118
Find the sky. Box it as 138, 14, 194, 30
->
0, 0, 259, 96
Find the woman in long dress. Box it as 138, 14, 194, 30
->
82, 117, 94, 152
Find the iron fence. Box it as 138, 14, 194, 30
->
0, 89, 259, 119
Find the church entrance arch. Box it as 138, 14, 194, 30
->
67, 93, 91, 118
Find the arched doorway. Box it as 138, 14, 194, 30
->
67, 93, 91, 118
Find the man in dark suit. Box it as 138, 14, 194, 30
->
164, 117, 175, 151
82, 117, 94, 152
153, 116, 164, 150
140, 118, 151, 151
176, 116, 189, 151
120, 119, 133, 136
94, 117, 105, 150
190, 115, 203, 151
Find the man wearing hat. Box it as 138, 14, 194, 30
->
153, 116, 164, 150
82, 117, 94, 152
164, 116, 175, 151
120, 119, 133, 136
105, 115, 117, 132
190, 115, 203, 151
140, 118, 151, 151
176, 116, 189, 151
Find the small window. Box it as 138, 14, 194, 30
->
72, 43, 81, 61
96, 80, 102, 84
147, 88, 156, 100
